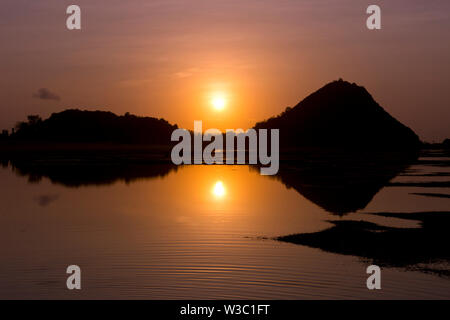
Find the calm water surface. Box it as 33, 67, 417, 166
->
0, 157, 449, 299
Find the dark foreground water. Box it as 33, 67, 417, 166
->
0, 153, 449, 299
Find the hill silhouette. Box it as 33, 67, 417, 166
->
254, 79, 421, 150
2, 80, 423, 152
11, 109, 177, 144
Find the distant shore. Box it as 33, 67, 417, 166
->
0, 142, 174, 163
0, 141, 436, 166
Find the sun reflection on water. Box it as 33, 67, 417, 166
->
212, 180, 226, 199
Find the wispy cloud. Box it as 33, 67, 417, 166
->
35, 194, 59, 207
174, 67, 201, 79
33, 88, 60, 101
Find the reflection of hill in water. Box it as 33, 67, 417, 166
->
278, 211, 450, 277
261, 150, 416, 215
8, 159, 177, 187
274, 150, 450, 277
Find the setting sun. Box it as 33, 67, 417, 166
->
212, 181, 226, 198
211, 94, 227, 111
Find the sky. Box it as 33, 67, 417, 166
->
0, 0, 449, 141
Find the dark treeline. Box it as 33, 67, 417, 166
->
445, 139, 450, 148
422, 138, 450, 149
1, 109, 178, 145
1, 80, 447, 152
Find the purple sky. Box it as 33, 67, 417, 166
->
1, 0, 449, 141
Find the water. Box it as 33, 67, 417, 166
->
0, 155, 449, 299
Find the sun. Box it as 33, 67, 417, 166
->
212, 181, 226, 198
211, 94, 227, 111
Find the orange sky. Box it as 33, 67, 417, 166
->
1, 0, 449, 141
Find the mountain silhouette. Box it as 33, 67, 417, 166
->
11, 109, 177, 144
254, 79, 421, 150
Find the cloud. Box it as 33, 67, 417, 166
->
174, 67, 201, 79
35, 194, 60, 207
33, 88, 61, 101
